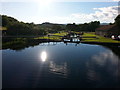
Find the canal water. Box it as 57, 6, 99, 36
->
2, 42, 120, 88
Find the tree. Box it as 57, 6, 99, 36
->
78, 21, 100, 32
89, 21, 100, 32
52, 25, 62, 33
109, 23, 114, 25
115, 14, 120, 27
2, 15, 18, 27
2, 15, 48, 36
66, 23, 79, 32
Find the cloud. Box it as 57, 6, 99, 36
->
92, 6, 119, 22
92, 50, 119, 66
41, 5, 119, 24
86, 50, 120, 79
112, 0, 120, 1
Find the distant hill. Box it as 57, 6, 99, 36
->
41, 22, 66, 26
38, 22, 66, 31
100, 23, 109, 25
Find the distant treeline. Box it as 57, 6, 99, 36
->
1, 14, 101, 36
66, 21, 100, 32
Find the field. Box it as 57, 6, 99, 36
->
82, 32, 120, 43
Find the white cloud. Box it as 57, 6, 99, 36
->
85, 50, 120, 79
43, 6, 119, 24
112, 0, 120, 1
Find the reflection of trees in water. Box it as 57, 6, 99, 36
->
49, 61, 68, 77
2, 38, 44, 51
3, 41, 40, 51
86, 50, 120, 87
2, 38, 61, 51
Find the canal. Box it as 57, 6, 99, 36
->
2, 42, 120, 88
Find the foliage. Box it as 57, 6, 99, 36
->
66, 23, 79, 31
78, 21, 100, 32
1, 14, 101, 36
1, 15, 18, 27
1, 15, 65, 36
51, 25, 63, 33
66, 21, 100, 32
115, 14, 120, 27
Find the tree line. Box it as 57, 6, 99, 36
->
1, 15, 50, 36
1, 15, 65, 36
1, 14, 101, 36
66, 21, 100, 32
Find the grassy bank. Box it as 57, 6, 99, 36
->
2, 32, 67, 49
34, 32, 68, 40
81, 32, 120, 43
34, 32, 120, 43
2, 32, 120, 50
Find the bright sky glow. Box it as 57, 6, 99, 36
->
0, 1, 119, 24
36, 0, 53, 7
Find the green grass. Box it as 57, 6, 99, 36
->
82, 32, 97, 37
82, 32, 120, 43
52, 32, 68, 36
34, 32, 68, 40
35, 36, 62, 40
34, 32, 120, 43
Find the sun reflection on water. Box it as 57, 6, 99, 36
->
41, 51, 47, 62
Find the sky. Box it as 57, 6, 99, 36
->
0, 0, 120, 24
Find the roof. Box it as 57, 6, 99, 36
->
96, 25, 115, 31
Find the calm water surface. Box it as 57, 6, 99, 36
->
2, 42, 120, 88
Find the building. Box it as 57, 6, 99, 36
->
95, 25, 120, 38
